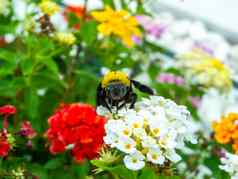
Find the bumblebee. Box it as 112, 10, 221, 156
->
96, 71, 154, 111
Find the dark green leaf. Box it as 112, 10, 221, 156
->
44, 158, 64, 170
80, 21, 97, 45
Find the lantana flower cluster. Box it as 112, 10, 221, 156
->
45, 103, 106, 162
220, 152, 238, 179
177, 49, 232, 92
212, 113, 238, 153
91, 6, 141, 47
98, 96, 197, 171
39, 0, 60, 16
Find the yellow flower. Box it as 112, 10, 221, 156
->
39, 0, 60, 16
212, 113, 238, 153
54, 32, 76, 45
91, 6, 141, 47
101, 71, 130, 88
178, 49, 232, 92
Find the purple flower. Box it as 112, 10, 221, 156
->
136, 15, 167, 39
193, 42, 214, 55
132, 35, 142, 45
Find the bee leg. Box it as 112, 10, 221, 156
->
129, 93, 137, 109
117, 101, 127, 111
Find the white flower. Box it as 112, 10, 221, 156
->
220, 152, 238, 179
124, 151, 145, 171
103, 133, 119, 147
141, 136, 157, 148
133, 128, 147, 139
117, 136, 136, 154
147, 148, 165, 165
164, 149, 181, 163
126, 113, 144, 130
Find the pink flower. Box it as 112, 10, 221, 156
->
189, 96, 201, 108
20, 121, 37, 139
157, 73, 185, 86
175, 76, 185, 86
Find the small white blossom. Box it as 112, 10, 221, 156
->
124, 151, 145, 171
117, 136, 136, 154
220, 152, 238, 179
147, 148, 165, 165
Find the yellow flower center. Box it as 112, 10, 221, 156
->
141, 148, 148, 154
152, 128, 160, 135
151, 154, 158, 160
132, 158, 138, 163
133, 123, 140, 128
123, 129, 130, 136
125, 144, 132, 149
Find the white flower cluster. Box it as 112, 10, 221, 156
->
220, 152, 238, 179
97, 96, 197, 171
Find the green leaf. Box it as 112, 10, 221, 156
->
139, 167, 157, 179
44, 158, 64, 170
80, 21, 97, 45
91, 161, 137, 179
0, 79, 17, 97
31, 70, 66, 92
0, 21, 18, 35
24, 88, 39, 122
102, 0, 115, 7
20, 59, 34, 76
109, 165, 137, 179
30, 164, 48, 179
91, 160, 110, 170
41, 58, 59, 74
72, 162, 90, 178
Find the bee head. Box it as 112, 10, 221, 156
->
105, 82, 129, 100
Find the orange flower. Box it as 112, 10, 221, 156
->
233, 141, 238, 154
214, 131, 231, 144
212, 113, 238, 153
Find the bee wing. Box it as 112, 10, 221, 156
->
131, 80, 154, 95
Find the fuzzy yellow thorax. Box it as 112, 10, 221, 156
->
101, 71, 130, 88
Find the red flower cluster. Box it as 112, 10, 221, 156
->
45, 103, 106, 162
0, 105, 16, 116
0, 130, 10, 157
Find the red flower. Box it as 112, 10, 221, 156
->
20, 121, 37, 139
0, 140, 10, 157
0, 130, 10, 157
0, 105, 16, 116
63, 5, 91, 30
45, 103, 106, 162
0, 105, 16, 128
65, 5, 86, 18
